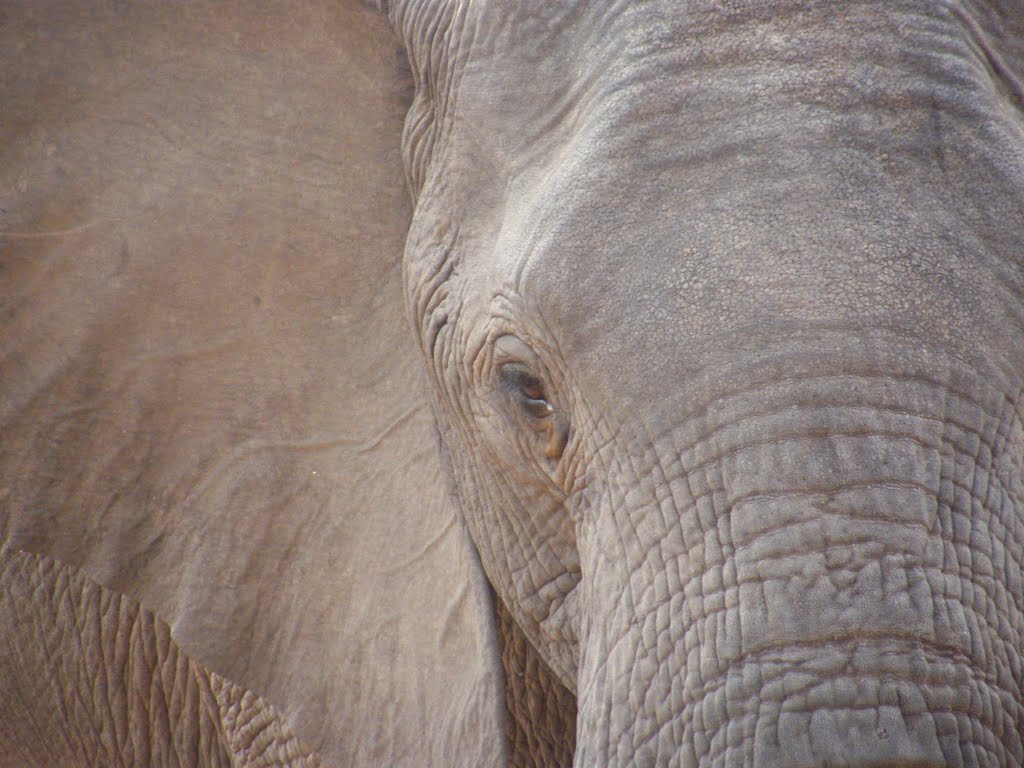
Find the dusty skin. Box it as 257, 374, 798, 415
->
2, 1, 1024, 766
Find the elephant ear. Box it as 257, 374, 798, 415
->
0, 2, 504, 765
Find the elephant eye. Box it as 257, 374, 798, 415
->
498, 363, 554, 421
496, 361, 569, 461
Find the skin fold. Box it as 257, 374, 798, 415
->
3, 0, 1023, 766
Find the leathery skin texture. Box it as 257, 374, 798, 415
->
571, 348, 1024, 765
3, 0, 1023, 765
0, 548, 319, 767
496, 597, 578, 767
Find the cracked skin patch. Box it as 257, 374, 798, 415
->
0, 547, 321, 768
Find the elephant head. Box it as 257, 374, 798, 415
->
387, 1, 1024, 764
3, 1, 1023, 766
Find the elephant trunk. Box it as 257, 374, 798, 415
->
572, 363, 1024, 766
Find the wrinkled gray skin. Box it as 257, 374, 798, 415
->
3, 1, 1024, 766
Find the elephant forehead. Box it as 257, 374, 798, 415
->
438, 1, 1024, 412
449, 0, 1005, 176
503, 144, 1014, 396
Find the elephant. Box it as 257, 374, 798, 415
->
2, 0, 1024, 765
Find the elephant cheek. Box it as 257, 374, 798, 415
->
571, 402, 1023, 767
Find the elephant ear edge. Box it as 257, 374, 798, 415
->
0, 1, 505, 765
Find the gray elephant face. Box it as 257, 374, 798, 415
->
393, 1, 1024, 764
